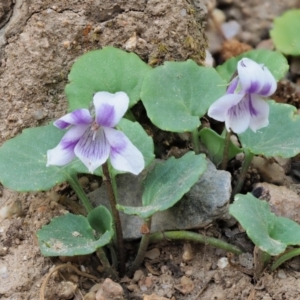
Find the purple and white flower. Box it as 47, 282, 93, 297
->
208, 58, 277, 134
47, 91, 144, 175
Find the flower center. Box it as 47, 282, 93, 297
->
91, 121, 100, 140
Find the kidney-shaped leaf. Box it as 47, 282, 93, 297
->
238, 101, 300, 158
66, 47, 151, 111
270, 10, 300, 56
0, 124, 70, 191
230, 193, 300, 255
216, 49, 288, 82
141, 60, 226, 132
117, 152, 207, 219
37, 213, 113, 256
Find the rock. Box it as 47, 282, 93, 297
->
174, 276, 194, 294
83, 292, 96, 300
143, 294, 170, 300
217, 257, 228, 269
132, 270, 144, 283
182, 243, 193, 262
89, 159, 231, 240
95, 278, 124, 300
251, 156, 286, 185
221, 20, 241, 40
254, 182, 300, 224
145, 248, 160, 260
56, 281, 77, 299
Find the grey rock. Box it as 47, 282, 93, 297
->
89, 159, 231, 240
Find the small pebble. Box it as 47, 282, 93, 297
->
0, 266, 8, 278
221, 20, 241, 40
277, 269, 287, 279
132, 269, 144, 282
83, 292, 96, 300
79, 176, 89, 187
217, 257, 228, 269
57, 281, 77, 299
90, 181, 99, 191
182, 243, 193, 262
145, 248, 160, 260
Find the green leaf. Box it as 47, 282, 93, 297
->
239, 101, 300, 158
141, 60, 226, 132
37, 213, 113, 256
0, 124, 70, 191
117, 152, 207, 219
66, 47, 151, 111
216, 49, 288, 82
87, 205, 114, 236
270, 10, 300, 56
230, 193, 300, 255
199, 128, 242, 166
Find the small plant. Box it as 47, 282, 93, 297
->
1, 44, 300, 281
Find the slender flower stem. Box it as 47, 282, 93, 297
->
96, 249, 119, 280
67, 174, 115, 277
232, 149, 254, 198
220, 129, 231, 170
67, 173, 94, 213
102, 162, 125, 275
129, 218, 152, 275
191, 128, 200, 154
271, 248, 300, 271
149, 231, 243, 254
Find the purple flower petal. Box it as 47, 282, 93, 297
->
225, 95, 251, 133
74, 127, 110, 173
47, 125, 89, 166
104, 127, 144, 175
208, 93, 245, 122
256, 66, 277, 97
54, 109, 93, 129
226, 77, 239, 94
249, 95, 269, 132
93, 92, 129, 127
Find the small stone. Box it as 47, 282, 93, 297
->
0, 247, 8, 256
126, 284, 139, 292
132, 270, 144, 282
221, 20, 241, 40
96, 278, 124, 300
143, 294, 170, 300
203, 49, 214, 67
90, 283, 102, 293
211, 9, 226, 27
79, 176, 89, 187
144, 276, 153, 288
90, 181, 99, 191
125, 32, 137, 51
277, 269, 287, 279
174, 276, 194, 294
83, 292, 96, 300
251, 156, 286, 185
57, 281, 77, 299
0, 266, 8, 278
217, 257, 228, 269
182, 243, 193, 262
145, 248, 160, 260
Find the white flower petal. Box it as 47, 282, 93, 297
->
93, 91, 129, 128
238, 58, 265, 94
104, 127, 144, 175
74, 127, 110, 173
225, 95, 251, 133
249, 95, 269, 132
54, 109, 93, 129
47, 125, 89, 166
208, 93, 245, 122
257, 66, 277, 97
